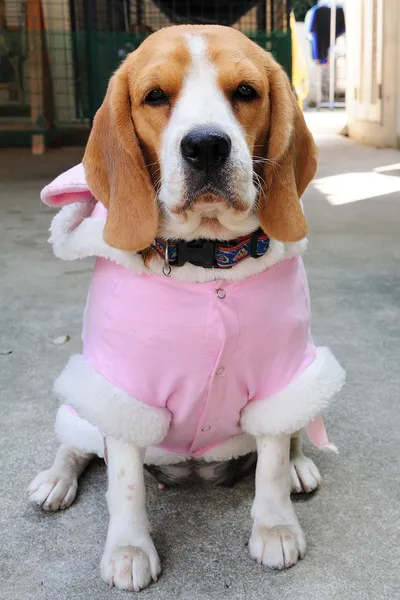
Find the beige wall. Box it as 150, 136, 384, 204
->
346, 0, 400, 148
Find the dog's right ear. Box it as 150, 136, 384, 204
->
257, 57, 318, 243
83, 60, 159, 252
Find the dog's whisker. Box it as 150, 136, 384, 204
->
154, 179, 163, 195
253, 170, 267, 191
252, 156, 281, 168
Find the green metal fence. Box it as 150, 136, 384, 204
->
84, 29, 291, 122
0, 0, 292, 148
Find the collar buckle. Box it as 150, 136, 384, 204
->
175, 239, 216, 268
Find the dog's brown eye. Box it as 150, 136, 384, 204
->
145, 89, 168, 106
235, 84, 257, 101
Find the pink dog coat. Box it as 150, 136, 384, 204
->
41, 165, 345, 461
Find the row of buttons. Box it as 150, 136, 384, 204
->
201, 358, 225, 432
201, 288, 227, 433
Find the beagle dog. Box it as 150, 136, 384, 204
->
28, 25, 345, 592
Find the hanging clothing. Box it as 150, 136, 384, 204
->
306, 4, 346, 64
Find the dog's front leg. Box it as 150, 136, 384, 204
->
249, 434, 306, 570
101, 437, 161, 592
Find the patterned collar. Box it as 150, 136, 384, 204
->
150, 228, 270, 269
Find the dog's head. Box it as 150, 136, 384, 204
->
83, 25, 317, 251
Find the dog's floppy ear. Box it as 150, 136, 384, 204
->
258, 58, 317, 242
83, 60, 158, 251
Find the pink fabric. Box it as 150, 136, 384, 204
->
41, 163, 93, 207
82, 256, 317, 456
91, 201, 108, 219
306, 415, 338, 453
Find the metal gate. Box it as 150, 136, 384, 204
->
76, 0, 292, 122
0, 0, 292, 148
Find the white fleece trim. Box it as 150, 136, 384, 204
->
284, 238, 308, 259
54, 354, 171, 448
54, 407, 256, 463
49, 202, 144, 271
54, 406, 190, 463
54, 407, 193, 464
199, 434, 256, 462
55, 404, 104, 457
49, 202, 306, 281
142, 434, 256, 464
144, 447, 191, 465
240, 346, 345, 437
54, 405, 257, 463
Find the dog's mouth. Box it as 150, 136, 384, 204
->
178, 182, 246, 214
185, 186, 227, 208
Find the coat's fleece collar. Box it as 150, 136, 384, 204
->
49, 201, 145, 271
42, 162, 308, 279
41, 163, 93, 207
48, 200, 307, 280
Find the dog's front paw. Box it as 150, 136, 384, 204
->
27, 469, 78, 511
101, 543, 161, 592
249, 523, 306, 570
290, 454, 321, 494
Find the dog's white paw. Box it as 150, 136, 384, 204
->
249, 523, 306, 570
101, 543, 161, 592
290, 454, 321, 494
27, 469, 78, 511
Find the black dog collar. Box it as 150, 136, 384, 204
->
151, 228, 270, 269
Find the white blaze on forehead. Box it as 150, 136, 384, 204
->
186, 33, 207, 62
168, 33, 237, 128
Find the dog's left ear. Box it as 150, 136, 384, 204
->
258, 58, 318, 242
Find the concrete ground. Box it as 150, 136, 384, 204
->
1, 113, 400, 600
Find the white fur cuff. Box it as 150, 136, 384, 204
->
240, 346, 345, 437
54, 355, 171, 447
55, 404, 105, 456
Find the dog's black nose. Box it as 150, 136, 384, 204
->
181, 128, 231, 171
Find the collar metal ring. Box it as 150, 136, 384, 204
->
163, 242, 171, 276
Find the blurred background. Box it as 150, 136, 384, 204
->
0, 0, 397, 152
